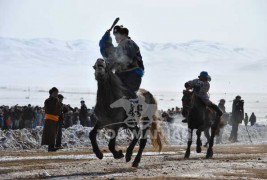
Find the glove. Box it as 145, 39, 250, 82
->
184, 82, 191, 88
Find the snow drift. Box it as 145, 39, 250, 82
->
0, 117, 266, 150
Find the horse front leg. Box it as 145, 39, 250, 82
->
89, 123, 103, 159
196, 129, 202, 153
184, 128, 193, 159
108, 129, 124, 159
132, 118, 149, 168
125, 126, 140, 162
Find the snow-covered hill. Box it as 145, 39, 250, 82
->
0, 37, 266, 93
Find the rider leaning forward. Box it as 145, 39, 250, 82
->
184, 71, 223, 120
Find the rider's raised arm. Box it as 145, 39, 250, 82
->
99, 31, 115, 60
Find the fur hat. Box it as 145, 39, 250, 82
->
58, 94, 64, 99
49, 87, 58, 94
199, 71, 211, 81
113, 25, 129, 36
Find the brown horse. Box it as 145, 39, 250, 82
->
184, 94, 223, 159
89, 58, 166, 167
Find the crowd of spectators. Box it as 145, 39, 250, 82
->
0, 102, 94, 130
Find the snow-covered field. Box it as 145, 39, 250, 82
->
0, 115, 266, 179
1, 38, 267, 179
0, 144, 266, 179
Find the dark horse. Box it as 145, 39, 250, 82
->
89, 58, 166, 167
184, 94, 223, 159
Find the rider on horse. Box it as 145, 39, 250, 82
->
184, 71, 223, 120
99, 25, 144, 102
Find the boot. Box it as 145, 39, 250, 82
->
48, 145, 59, 152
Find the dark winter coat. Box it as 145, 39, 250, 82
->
22, 107, 35, 128
244, 114, 249, 126
231, 99, 244, 124
249, 113, 256, 126
99, 31, 144, 74
218, 103, 226, 113
41, 96, 61, 146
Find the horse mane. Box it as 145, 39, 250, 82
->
95, 70, 126, 117
191, 93, 205, 108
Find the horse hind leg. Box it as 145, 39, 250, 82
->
108, 129, 124, 159
203, 128, 210, 147
206, 120, 219, 158
184, 128, 193, 159
196, 129, 202, 153
126, 126, 140, 162
89, 124, 103, 159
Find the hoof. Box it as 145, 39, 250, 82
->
132, 161, 139, 168
125, 151, 132, 162
206, 149, 213, 159
184, 151, 190, 159
196, 146, 202, 153
114, 150, 124, 159
96, 151, 103, 159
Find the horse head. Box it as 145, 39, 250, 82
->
93, 58, 108, 81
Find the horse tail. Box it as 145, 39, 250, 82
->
150, 112, 167, 152
139, 89, 167, 152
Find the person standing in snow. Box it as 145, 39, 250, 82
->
55, 94, 66, 149
79, 100, 89, 126
249, 112, 256, 126
41, 87, 62, 152
218, 99, 226, 113
229, 95, 244, 142
244, 113, 249, 126
216, 99, 226, 144
99, 25, 144, 102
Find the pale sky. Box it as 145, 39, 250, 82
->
0, 0, 267, 50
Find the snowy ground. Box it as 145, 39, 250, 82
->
0, 145, 266, 179
0, 117, 267, 179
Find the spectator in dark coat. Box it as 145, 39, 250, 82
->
22, 104, 35, 128
244, 113, 248, 126
64, 110, 73, 129
216, 99, 226, 144
79, 100, 89, 126
229, 95, 244, 142
41, 87, 62, 152
249, 112, 256, 126
218, 99, 226, 113
55, 94, 65, 149
72, 107, 79, 125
